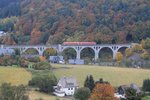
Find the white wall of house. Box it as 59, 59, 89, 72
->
63, 87, 76, 96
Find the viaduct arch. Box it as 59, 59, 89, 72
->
2, 44, 131, 60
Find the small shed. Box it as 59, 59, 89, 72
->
68, 59, 84, 65
49, 56, 64, 63
130, 83, 141, 93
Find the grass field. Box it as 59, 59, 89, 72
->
0, 65, 150, 100
0, 66, 70, 100
52, 64, 150, 87
0, 67, 32, 85
28, 90, 69, 100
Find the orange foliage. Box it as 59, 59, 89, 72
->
11, 0, 149, 45
30, 24, 42, 44
115, 52, 123, 62
89, 83, 117, 100
39, 56, 46, 61
118, 31, 126, 43
3, 36, 16, 45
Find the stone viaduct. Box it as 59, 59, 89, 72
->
1, 44, 131, 60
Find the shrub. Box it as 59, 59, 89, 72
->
0, 55, 18, 66
142, 61, 150, 68
0, 83, 29, 100
34, 61, 52, 70
125, 88, 137, 100
84, 57, 91, 65
74, 87, 91, 100
29, 74, 57, 93
142, 96, 150, 100
19, 58, 29, 68
125, 59, 133, 67
27, 56, 40, 62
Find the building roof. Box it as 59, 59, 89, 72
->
118, 84, 141, 94
58, 76, 78, 88
130, 83, 141, 93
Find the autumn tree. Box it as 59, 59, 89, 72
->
140, 50, 149, 60
141, 38, 150, 49
115, 52, 123, 62
89, 83, 116, 100
125, 48, 133, 57
43, 48, 57, 59
132, 44, 143, 53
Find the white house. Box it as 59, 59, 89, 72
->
53, 77, 78, 97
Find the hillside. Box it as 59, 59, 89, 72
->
0, 0, 150, 45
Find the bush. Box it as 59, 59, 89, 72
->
143, 79, 150, 92
29, 74, 57, 93
34, 61, 52, 70
27, 56, 40, 62
19, 58, 29, 68
125, 88, 137, 100
125, 59, 133, 67
142, 96, 150, 100
0, 83, 29, 100
0, 55, 18, 66
125, 87, 142, 100
142, 61, 150, 68
84, 57, 91, 65
74, 87, 91, 100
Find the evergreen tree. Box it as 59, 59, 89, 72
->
84, 75, 95, 91
143, 79, 150, 92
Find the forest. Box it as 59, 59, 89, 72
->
0, 0, 149, 45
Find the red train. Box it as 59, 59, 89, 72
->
63, 42, 96, 45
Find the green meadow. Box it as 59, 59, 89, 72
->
0, 65, 150, 100
0, 67, 31, 86
53, 64, 150, 87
